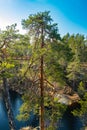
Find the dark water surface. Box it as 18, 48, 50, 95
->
0, 91, 38, 130
58, 106, 83, 130
0, 91, 83, 130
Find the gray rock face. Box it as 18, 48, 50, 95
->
54, 93, 80, 105
20, 126, 40, 130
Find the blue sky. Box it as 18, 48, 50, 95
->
0, 0, 87, 36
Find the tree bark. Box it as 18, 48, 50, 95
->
3, 77, 16, 130
40, 26, 44, 130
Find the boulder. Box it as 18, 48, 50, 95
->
20, 126, 32, 130
55, 93, 80, 105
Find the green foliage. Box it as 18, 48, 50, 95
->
0, 24, 19, 79
78, 81, 85, 97
72, 93, 87, 116
1, 62, 14, 69
67, 59, 81, 80
22, 11, 60, 40
72, 84, 87, 117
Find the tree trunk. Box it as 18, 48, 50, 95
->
3, 77, 16, 130
40, 26, 44, 130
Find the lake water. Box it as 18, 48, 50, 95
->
0, 91, 83, 130
58, 106, 83, 130
0, 91, 39, 130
